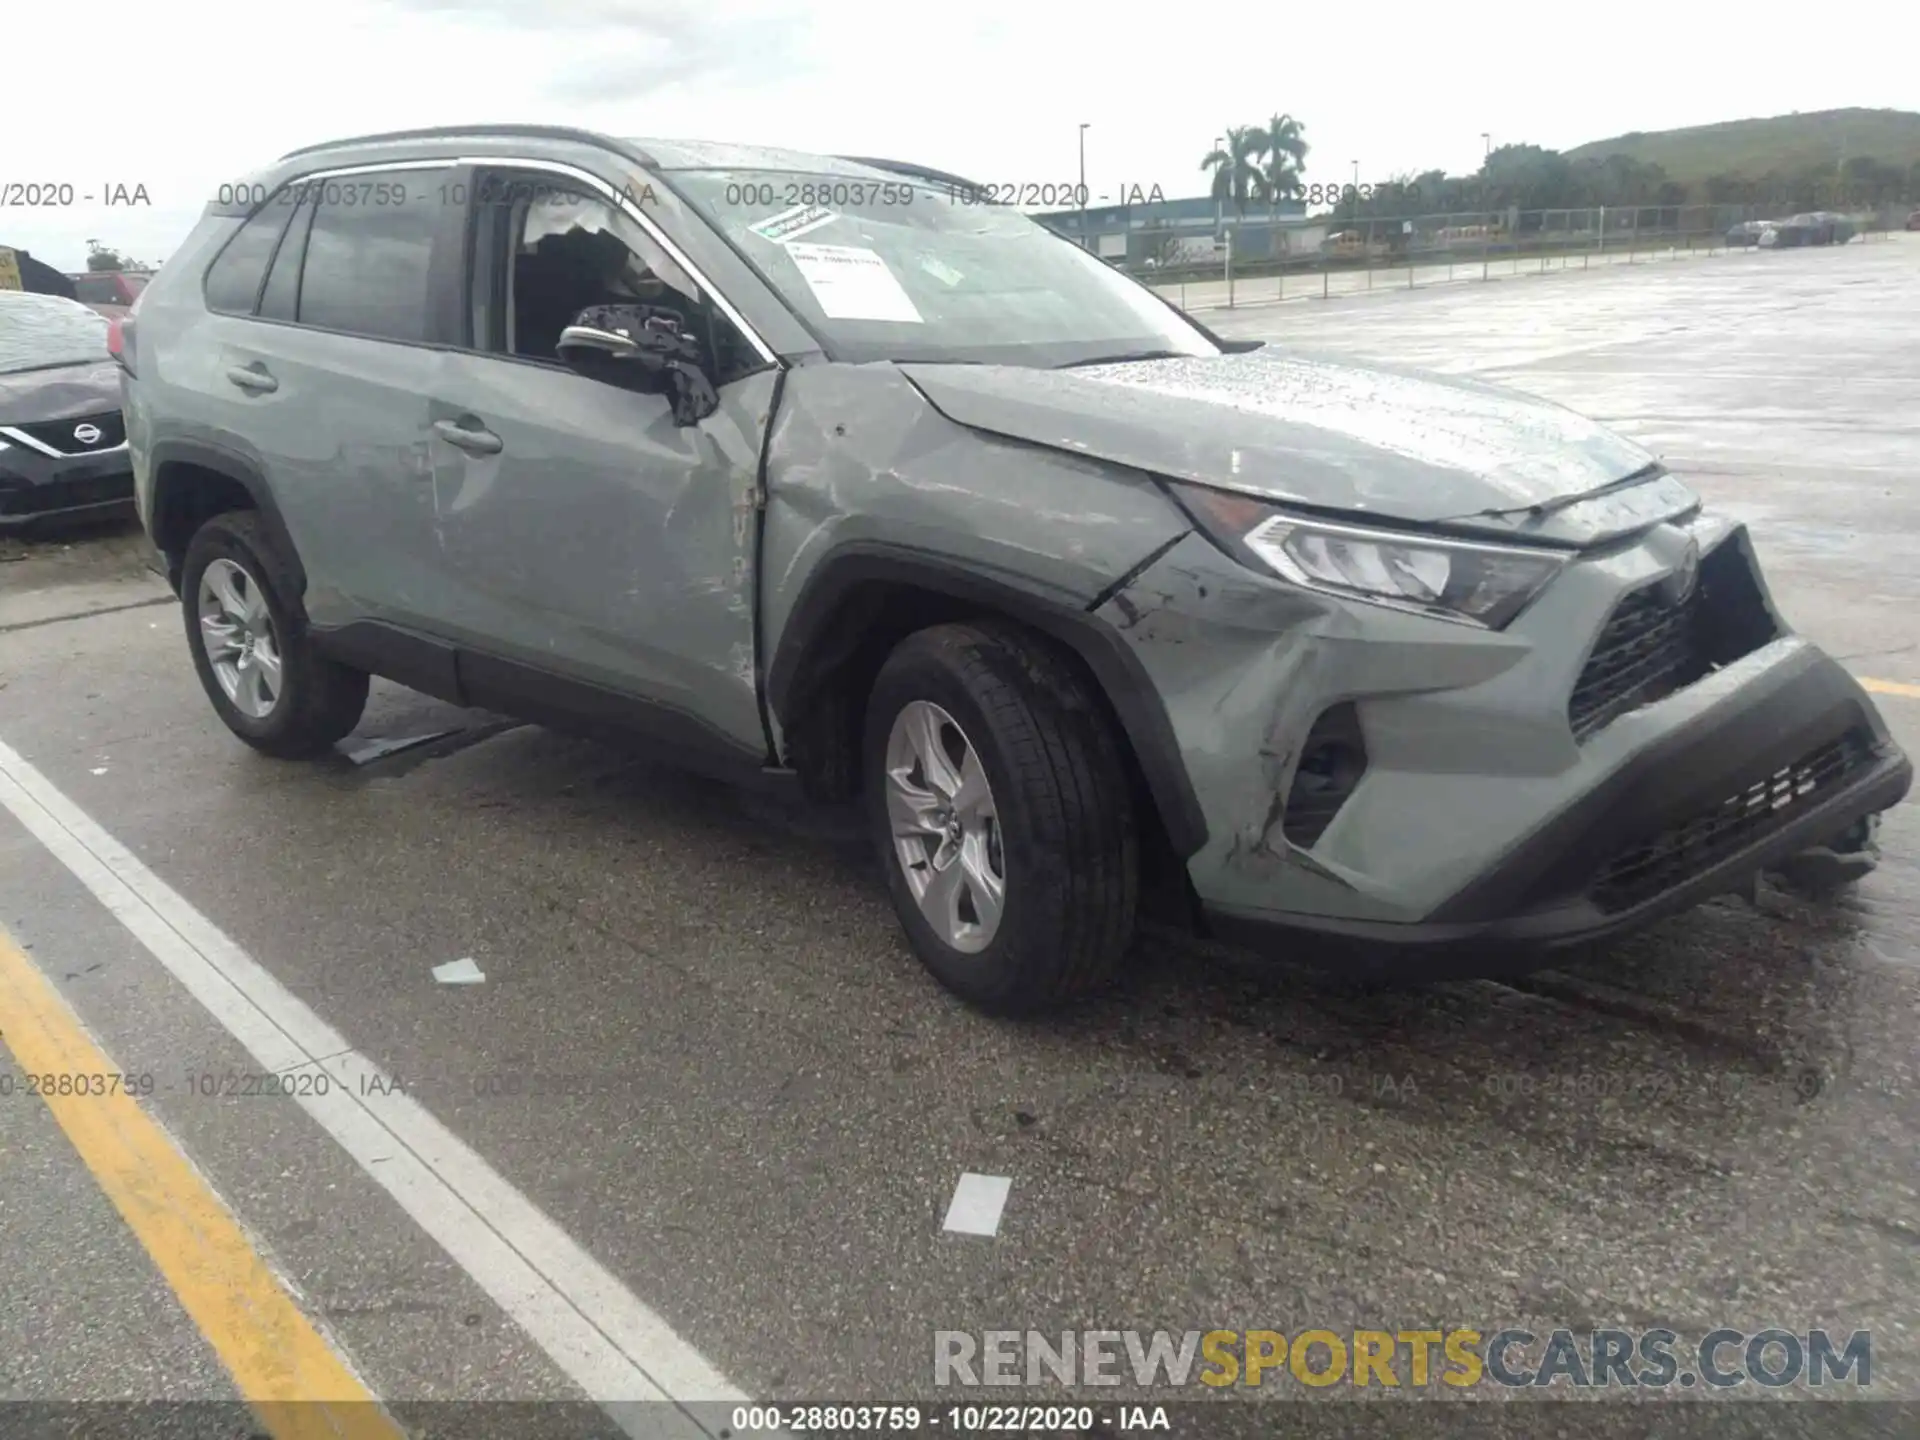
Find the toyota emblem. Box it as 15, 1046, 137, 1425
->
72, 423, 103, 446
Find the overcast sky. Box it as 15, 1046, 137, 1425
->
6, 0, 1913, 271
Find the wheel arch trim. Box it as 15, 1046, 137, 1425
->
148, 437, 304, 596
767, 542, 1209, 858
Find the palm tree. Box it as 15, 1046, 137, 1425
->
1200, 127, 1267, 219
1257, 113, 1309, 221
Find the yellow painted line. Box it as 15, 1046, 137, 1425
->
1861, 677, 1920, 700
0, 928, 404, 1440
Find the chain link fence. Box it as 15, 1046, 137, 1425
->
1132, 201, 1915, 312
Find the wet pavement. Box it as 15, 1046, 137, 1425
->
0, 236, 1916, 1435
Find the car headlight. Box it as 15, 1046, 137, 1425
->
1168, 480, 1571, 630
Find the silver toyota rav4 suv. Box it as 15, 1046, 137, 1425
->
121, 125, 1911, 1013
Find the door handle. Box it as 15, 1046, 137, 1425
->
226, 365, 277, 393
432, 419, 503, 456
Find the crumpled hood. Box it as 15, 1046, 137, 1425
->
0, 360, 121, 427
900, 349, 1695, 545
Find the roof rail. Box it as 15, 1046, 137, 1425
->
280, 124, 638, 161
838, 156, 983, 191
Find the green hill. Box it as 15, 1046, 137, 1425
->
1565, 108, 1920, 189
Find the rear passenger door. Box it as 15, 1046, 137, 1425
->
201, 163, 462, 638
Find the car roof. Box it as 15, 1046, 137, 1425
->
202, 126, 982, 226
274, 124, 971, 184
0, 289, 98, 316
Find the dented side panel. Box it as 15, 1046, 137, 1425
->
758, 363, 1194, 696
422, 360, 776, 751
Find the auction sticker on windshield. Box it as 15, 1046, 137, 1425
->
784, 242, 923, 322
749, 203, 837, 244
918, 254, 966, 287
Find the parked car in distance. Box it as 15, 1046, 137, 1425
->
1728, 213, 1856, 249
1905, 208, 1920, 232
1774, 213, 1855, 246
1320, 229, 1390, 262
0, 290, 136, 527
122, 126, 1913, 1014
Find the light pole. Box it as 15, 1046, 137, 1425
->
1480, 133, 1494, 277
1078, 122, 1091, 250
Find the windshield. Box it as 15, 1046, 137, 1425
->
0, 292, 112, 375
671, 169, 1221, 367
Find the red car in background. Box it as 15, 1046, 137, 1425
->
68, 270, 153, 317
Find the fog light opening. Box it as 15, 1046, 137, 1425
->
1282, 703, 1369, 849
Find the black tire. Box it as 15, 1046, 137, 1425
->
180, 511, 368, 758
863, 620, 1138, 1014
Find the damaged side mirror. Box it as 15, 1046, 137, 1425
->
556, 303, 719, 426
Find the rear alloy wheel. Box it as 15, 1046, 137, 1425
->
181, 511, 369, 758
864, 621, 1138, 1014
198, 557, 284, 720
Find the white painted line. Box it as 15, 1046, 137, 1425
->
0, 736, 766, 1440
942, 1173, 1012, 1236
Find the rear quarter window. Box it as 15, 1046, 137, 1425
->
205, 203, 299, 314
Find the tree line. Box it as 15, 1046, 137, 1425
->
1202, 125, 1918, 223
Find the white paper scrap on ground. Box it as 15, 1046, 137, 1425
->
432, 957, 486, 985
942, 1172, 1012, 1236
784, 243, 923, 322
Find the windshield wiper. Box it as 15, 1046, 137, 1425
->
1053, 349, 1190, 370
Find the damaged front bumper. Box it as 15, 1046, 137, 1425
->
1202, 647, 1909, 977
1095, 515, 1912, 979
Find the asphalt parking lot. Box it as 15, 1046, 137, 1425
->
2, 236, 1916, 1438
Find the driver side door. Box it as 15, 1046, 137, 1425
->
424, 163, 778, 761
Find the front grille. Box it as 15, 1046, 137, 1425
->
1590, 729, 1877, 913
8, 410, 127, 455
1568, 585, 1706, 740
1569, 541, 1779, 741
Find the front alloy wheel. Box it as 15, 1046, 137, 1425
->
197, 557, 284, 719
885, 700, 1007, 953
863, 621, 1139, 1014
